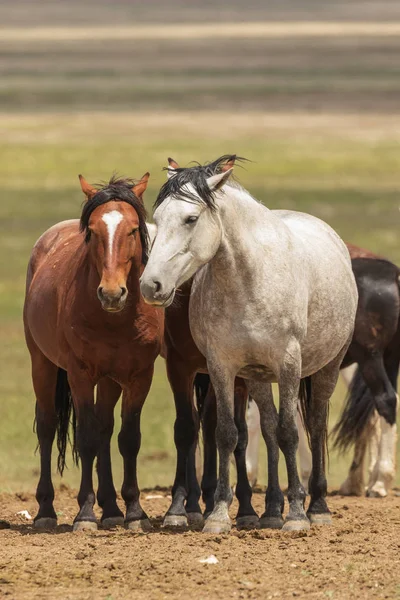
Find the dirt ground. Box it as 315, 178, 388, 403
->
0, 488, 399, 600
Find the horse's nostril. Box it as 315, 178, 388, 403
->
154, 280, 161, 293
120, 286, 127, 297
97, 286, 104, 299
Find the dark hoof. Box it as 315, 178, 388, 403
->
282, 518, 310, 532
236, 515, 260, 530
101, 516, 125, 529
308, 512, 332, 526
260, 515, 284, 530
187, 512, 204, 529
202, 519, 231, 534
126, 518, 153, 533
34, 517, 57, 530
163, 514, 188, 529
73, 520, 98, 532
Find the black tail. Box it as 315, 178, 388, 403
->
298, 376, 329, 469
194, 373, 211, 421
332, 366, 375, 453
55, 368, 78, 475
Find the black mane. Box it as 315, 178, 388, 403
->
80, 175, 149, 264
154, 154, 247, 211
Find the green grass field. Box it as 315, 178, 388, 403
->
0, 4, 400, 497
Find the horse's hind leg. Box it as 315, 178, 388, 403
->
367, 350, 399, 497
276, 342, 309, 532
249, 381, 284, 530
233, 380, 259, 530
118, 366, 153, 532
367, 409, 398, 497
246, 397, 261, 488
200, 383, 218, 518
338, 425, 369, 496
297, 409, 312, 491
96, 377, 124, 528
29, 344, 58, 529
307, 344, 350, 525
202, 363, 237, 534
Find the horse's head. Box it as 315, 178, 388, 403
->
140, 156, 235, 307
79, 174, 150, 312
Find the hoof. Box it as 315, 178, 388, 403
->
126, 518, 153, 533
236, 515, 260, 530
163, 514, 188, 529
101, 516, 125, 529
73, 520, 98, 532
202, 519, 231, 534
282, 519, 310, 532
34, 517, 57, 530
187, 512, 204, 529
366, 487, 387, 498
308, 512, 332, 526
260, 516, 284, 530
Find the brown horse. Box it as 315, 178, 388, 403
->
24, 175, 163, 531
161, 156, 258, 530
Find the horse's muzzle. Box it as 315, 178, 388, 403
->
97, 285, 128, 312
140, 277, 175, 307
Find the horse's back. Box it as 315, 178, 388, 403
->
273, 209, 351, 264
27, 219, 81, 284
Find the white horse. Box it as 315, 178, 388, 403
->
141, 155, 358, 533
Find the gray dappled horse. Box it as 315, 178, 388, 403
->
141, 156, 358, 533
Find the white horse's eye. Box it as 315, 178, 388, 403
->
185, 215, 198, 224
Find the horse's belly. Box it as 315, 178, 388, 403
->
237, 364, 275, 382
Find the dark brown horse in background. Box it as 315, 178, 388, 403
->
24, 174, 163, 530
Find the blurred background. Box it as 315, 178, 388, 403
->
0, 0, 399, 493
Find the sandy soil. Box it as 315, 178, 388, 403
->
0, 488, 399, 599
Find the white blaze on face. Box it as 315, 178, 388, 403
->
102, 210, 124, 258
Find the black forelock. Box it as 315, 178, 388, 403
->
154, 155, 247, 211
79, 175, 149, 264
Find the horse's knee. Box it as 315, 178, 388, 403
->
216, 420, 238, 454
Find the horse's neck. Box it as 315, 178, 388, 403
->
213, 186, 285, 273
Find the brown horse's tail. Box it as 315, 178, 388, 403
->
55, 368, 78, 475
298, 376, 329, 470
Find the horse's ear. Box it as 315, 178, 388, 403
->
168, 157, 180, 169
167, 157, 179, 179
132, 172, 150, 199
206, 167, 233, 191
221, 155, 237, 172
79, 174, 97, 200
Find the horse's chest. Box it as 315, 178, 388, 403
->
67, 319, 160, 381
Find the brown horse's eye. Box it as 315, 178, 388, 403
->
129, 228, 138, 236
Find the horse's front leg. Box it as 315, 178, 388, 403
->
203, 362, 237, 534
118, 366, 153, 532
96, 377, 124, 528
164, 353, 200, 528
276, 343, 309, 532
68, 367, 99, 531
